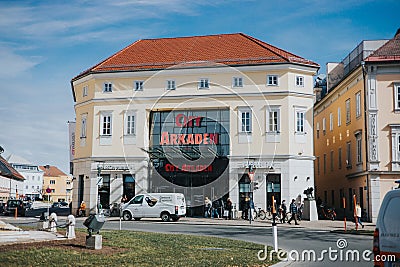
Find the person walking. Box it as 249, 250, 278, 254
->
225, 198, 233, 220
280, 200, 287, 223
212, 197, 220, 218
204, 197, 212, 218
355, 203, 364, 228
287, 199, 299, 225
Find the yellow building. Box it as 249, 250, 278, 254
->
314, 29, 400, 222
70, 33, 319, 215
39, 165, 73, 202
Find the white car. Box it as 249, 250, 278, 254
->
373, 181, 400, 267
122, 193, 186, 222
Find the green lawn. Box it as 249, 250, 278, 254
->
0, 230, 278, 266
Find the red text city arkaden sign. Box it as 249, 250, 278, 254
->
159, 114, 219, 145
159, 114, 219, 173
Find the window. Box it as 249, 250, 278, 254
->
81, 114, 87, 138
322, 117, 326, 135
83, 85, 88, 97
331, 190, 335, 206
103, 83, 112, 92
51, 189, 55, 193
394, 84, 400, 111
199, 78, 209, 89
338, 107, 341, 126
346, 142, 352, 168
296, 110, 305, 133
233, 77, 243, 87
316, 122, 320, 139
338, 147, 342, 169
390, 126, 400, 165
100, 113, 112, 136
323, 154, 327, 174
50, 180, 55, 184
296, 76, 304, 87
346, 99, 351, 124
240, 110, 251, 133
317, 156, 320, 175
125, 112, 135, 135
166, 80, 176, 90
356, 132, 362, 164
267, 108, 280, 133
355, 91, 361, 118
330, 150, 334, 172
329, 113, 333, 131
267, 75, 278, 86
25, 185, 28, 189
134, 81, 144, 91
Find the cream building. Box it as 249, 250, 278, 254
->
70, 33, 319, 215
314, 29, 400, 222
39, 165, 73, 202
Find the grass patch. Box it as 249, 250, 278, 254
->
0, 230, 278, 266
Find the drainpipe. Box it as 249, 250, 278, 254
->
361, 61, 370, 222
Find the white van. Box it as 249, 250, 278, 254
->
122, 193, 186, 222
373, 181, 400, 267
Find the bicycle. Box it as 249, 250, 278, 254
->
253, 207, 267, 220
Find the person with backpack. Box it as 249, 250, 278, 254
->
280, 200, 287, 223
287, 199, 299, 225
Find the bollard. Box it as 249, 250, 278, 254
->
49, 213, 58, 232
66, 215, 76, 239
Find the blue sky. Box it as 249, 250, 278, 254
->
0, 0, 398, 173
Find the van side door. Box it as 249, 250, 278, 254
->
127, 194, 144, 218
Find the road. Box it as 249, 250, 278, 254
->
4, 216, 373, 266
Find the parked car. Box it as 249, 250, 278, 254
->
25, 201, 71, 217
4, 199, 25, 216
373, 180, 400, 267
122, 193, 186, 222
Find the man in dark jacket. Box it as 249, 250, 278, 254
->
287, 199, 299, 225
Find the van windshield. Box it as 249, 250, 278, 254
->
131, 195, 144, 204
383, 196, 400, 233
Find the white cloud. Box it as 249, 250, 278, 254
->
0, 46, 41, 78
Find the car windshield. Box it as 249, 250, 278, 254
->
7, 200, 21, 207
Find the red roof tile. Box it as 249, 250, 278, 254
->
39, 165, 67, 177
0, 156, 24, 181
365, 29, 400, 62
72, 33, 319, 81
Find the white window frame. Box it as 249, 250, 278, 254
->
338, 147, 342, 169
100, 112, 112, 136
356, 132, 362, 164
295, 109, 306, 134
83, 85, 88, 97
338, 107, 341, 126
329, 113, 333, 131
134, 81, 144, 91
199, 78, 209, 89
322, 117, 326, 135
233, 77, 243, 88
166, 80, 176, 90
266, 107, 280, 133
390, 126, 400, 164
267, 75, 278, 86
80, 114, 87, 138
124, 111, 136, 136
239, 108, 252, 133
394, 83, 400, 111
356, 91, 361, 118
346, 99, 351, 124
103, 83, 112, 93
346, 141, 352, 168
316, 122, 320, 139
296, 75, 304, 87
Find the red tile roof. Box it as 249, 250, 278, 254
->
0, 155, 24, 181
72, 33, 319, 81
39, 165, 67, 177
365, 29, 400, 62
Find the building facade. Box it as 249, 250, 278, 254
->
39, 165, 73, 202
7, 154, 44, 200
0, 155, 24, 201
70, 33, 319, 215
314, 29, 400, 222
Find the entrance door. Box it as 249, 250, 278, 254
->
98, 174, 110, 209
123, 174, 135, 201
78, 175, 84, 205
266, 174, 281, 207
238, 174, 251, 211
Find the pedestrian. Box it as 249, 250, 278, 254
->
212, 197, 220, 218
355, 203, 364, 228
204, 197, 212, 218
287, 199, 299, 225
121, 195, 128, 203
225, 198, 233, 220
280, 200, 287, 223
79, 201, 86, 217
242, 197, 250, 220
